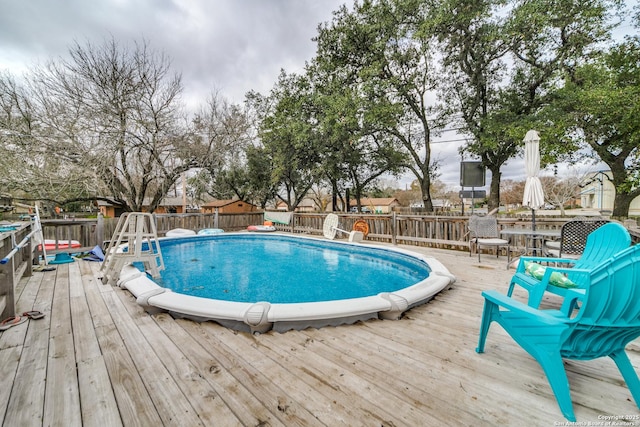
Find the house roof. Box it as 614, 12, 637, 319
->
95, 197, 120, 207
201, 199, 256, 208
296, 198, 316, 208
157, 197, 186, 207
276, 198, 316, 208
351, 198, 400, 206
96, 196, 186, 207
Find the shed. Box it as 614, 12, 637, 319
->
351, 198, 401, 214
201, 199, 258, 214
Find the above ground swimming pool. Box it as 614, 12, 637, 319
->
116, 233, 456, 333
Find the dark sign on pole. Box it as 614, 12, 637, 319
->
459, 190, 487, 199
460, 161, 486, 187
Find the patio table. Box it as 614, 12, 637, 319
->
500, 227, 561, 263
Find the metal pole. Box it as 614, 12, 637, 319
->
599, 172, 604, 210
471, 187, 475, 214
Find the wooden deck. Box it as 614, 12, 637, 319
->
2, 242, 639, 426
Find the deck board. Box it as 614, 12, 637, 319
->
44, 264, 82, 427
1, 241, 639, 426
81, 263, 164, 426
213, 325, 397, 426
185, 322, 323, 426
112, 288, 238, 426
4, 266, 50, 426
153, 313, 284, 427
71, 262, 122, 427
101, 289, 202, 426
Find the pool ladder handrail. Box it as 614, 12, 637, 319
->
100, 212, 165, 286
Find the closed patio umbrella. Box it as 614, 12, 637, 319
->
522, 130, 545, 231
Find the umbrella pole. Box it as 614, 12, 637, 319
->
531, 208, 536, 231
531, 208, 539, 256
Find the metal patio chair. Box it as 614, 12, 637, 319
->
468, 215, 509, 262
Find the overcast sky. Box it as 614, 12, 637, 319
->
0, 0, 347, 106
0, 0, 623, 191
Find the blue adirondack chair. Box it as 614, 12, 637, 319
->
477, 243, 640, 421
507, 222, 631, 308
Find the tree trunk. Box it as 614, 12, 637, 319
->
331, 180, 338, 212
488, 165, 501, 212
613, 193, 636, 218
419, 173, 433, 212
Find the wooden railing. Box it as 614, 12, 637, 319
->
278, 213, 469, 249
38, 212, 265, 253
153, 212, 264, 235
0, 224, 33, 319
0, 211, 636, 320
38, 212, 640, 254
279, 213, 570, 250
40, 217, 105, 254
30, 213, 264, 252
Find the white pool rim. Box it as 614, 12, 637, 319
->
115, 233, 456, 334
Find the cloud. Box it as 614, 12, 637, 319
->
0, 0, 344, 106
1, 0, 612, 190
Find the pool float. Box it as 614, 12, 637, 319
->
39, 239, 81, 251
353, 220, 370, 237
247, 225, 276, 232
197, 228, 224, 235
49, 253, 75, 264
165, 228, 196, 237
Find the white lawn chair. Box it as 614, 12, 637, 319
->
323, 214, 364, 243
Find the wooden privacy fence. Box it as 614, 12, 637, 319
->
40, 212, 266, 252
39, 212, 634, 253
280, 213, 571, 251
37, 212, 640, 254
153, 212, 264, 234
34, 213, 477, 254
1, 211, 638, 320
40, 218, 105, 254
280, 213, 472, 249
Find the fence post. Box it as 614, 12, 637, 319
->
392, 212, 397, 245
0, 256, 16, 319
96, 213, 104, 249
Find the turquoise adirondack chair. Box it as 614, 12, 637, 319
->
476, 243, 640, 421
507, 222, 631, 308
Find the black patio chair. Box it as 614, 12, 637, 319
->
544, 218, 610, 259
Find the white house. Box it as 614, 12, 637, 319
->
580, 170, 640, 216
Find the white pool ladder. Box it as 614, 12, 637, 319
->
100, 212, 164, 286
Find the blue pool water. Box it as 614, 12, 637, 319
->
146, 234, 431, 304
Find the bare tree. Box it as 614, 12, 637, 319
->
541, 174, 583, 216
32, 38, 192, 212
0, 71, 96, 213
193, 93, 253, 200
308, 183, 332, 212
499, 179, 525, 211
0, 39, 248, 213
